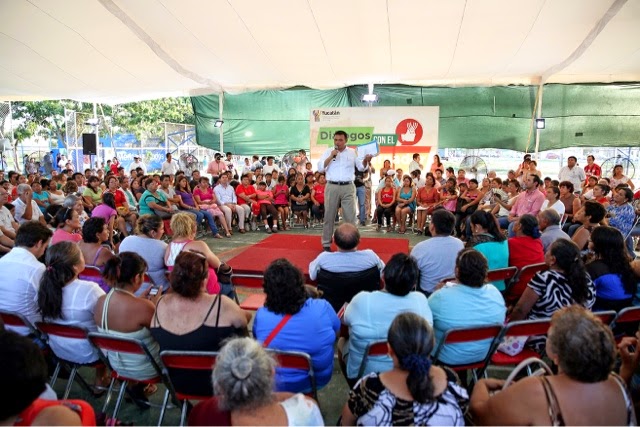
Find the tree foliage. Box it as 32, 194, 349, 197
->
11, 97, 194, 147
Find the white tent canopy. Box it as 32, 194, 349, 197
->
1, 0, 640, 104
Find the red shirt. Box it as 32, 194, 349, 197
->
313, 184, 325, 204
507, 236, 545, 301
105, 188, 126, 208
110, 161, 119, 175
380, 188, 395, 204
235, 184, 256, 205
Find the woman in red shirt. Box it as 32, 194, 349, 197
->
311, 173, 326, 223
376, 176, 397, 232
506, 214, 544, 304
415, 173, 440, 235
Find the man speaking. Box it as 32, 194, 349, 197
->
317, 130, 372, 252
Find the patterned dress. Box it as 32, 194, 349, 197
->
526, 269, 595, 351
347, 367, 468, 426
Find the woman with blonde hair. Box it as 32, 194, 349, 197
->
164, 213, 223, 294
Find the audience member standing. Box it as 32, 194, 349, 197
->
317, 130, 372, 252
558, 156, 586, 194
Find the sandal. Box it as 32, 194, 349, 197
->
213, 234, 223, 239
239, 229, 246, 234
376, 225, 381, 232
224, 232, 231, 238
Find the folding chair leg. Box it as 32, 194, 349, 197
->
179, 399, 189, 426
111, 380, 128, 422
62, 365, 78, 399
157, 388, 171, 427
101, 377, 117, 413
50, 362, 61, 388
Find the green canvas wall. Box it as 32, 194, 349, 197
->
191, 83, 640, 156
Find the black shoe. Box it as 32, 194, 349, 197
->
323, 246, 332, 252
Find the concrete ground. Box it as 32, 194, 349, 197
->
49, 221, 422, 425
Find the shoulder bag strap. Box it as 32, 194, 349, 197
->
539, 376, 564, 426
262, 314, 292, 348
611, 372, 636, 426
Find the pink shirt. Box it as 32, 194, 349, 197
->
255, 189, 274, 205
273, 184, 289, 205
91, 204, 117, 222
193, 186, 214, 203
511, 188, 545, 217
206, 160, 227, 177
51, 228, 82, 245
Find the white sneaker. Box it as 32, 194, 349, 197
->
272, 225, 278, 233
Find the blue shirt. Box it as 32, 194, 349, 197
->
411, 236, 464, 293
607, 203, 636, 237
472, 239, 509, 290
428, 283, 506, 365
344, 290, 432, 379
138, 190, 167, 216
253, 298, 339, 393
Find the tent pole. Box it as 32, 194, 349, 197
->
219, 92, 224, 153
534, 83, 544, 159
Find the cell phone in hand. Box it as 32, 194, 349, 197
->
149, 286, 160, 296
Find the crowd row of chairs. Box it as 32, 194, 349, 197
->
3, 303, 639, 426
359, 305, 640, 386
0, 311, 316, 426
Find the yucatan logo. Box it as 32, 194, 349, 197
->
395, 119, 423, 145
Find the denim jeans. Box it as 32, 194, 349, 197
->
185, 208, 219, 235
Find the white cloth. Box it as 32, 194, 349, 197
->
0, 206, 15, 230
263, 163, 280, 175
214, 183, 237, 204
161, 160, 179, 176
540, 199, 566, 217
129, 161, 147, 174
14, 198, 43, 224
46, 279, 105, 364
0, 247, 45, 334
408, 160, 423, 173
317, 147, 366, 182
308, 249, 385, 281
558, 166, 586, 192
279, 393, 324, 426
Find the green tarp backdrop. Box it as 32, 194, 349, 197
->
191, 83, 640, 156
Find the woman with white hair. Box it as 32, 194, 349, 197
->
188, 337, 324, 426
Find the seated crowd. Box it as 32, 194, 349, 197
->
1, 152, 640, 426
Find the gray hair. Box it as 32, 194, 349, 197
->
17, 183, 31, 195
62, 194, 78, 209
212, 337, 276, 411
540, 208, 561, 226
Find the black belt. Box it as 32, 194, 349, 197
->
328, 181, 353, 186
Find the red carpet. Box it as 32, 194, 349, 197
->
227, 234, 409, 287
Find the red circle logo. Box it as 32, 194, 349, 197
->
395, 119, 423, 145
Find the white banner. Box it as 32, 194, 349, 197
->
309, 106, 439, 176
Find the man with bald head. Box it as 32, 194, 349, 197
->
308, 223, 384, 281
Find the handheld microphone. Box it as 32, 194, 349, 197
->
332, 145, 338, 161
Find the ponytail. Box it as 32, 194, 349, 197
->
550, 240, 589, 304
37, 242, 82, 320
388, 313, 435, 403
102, 252, 147, 288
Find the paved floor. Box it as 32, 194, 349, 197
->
49, 220, 422, 425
